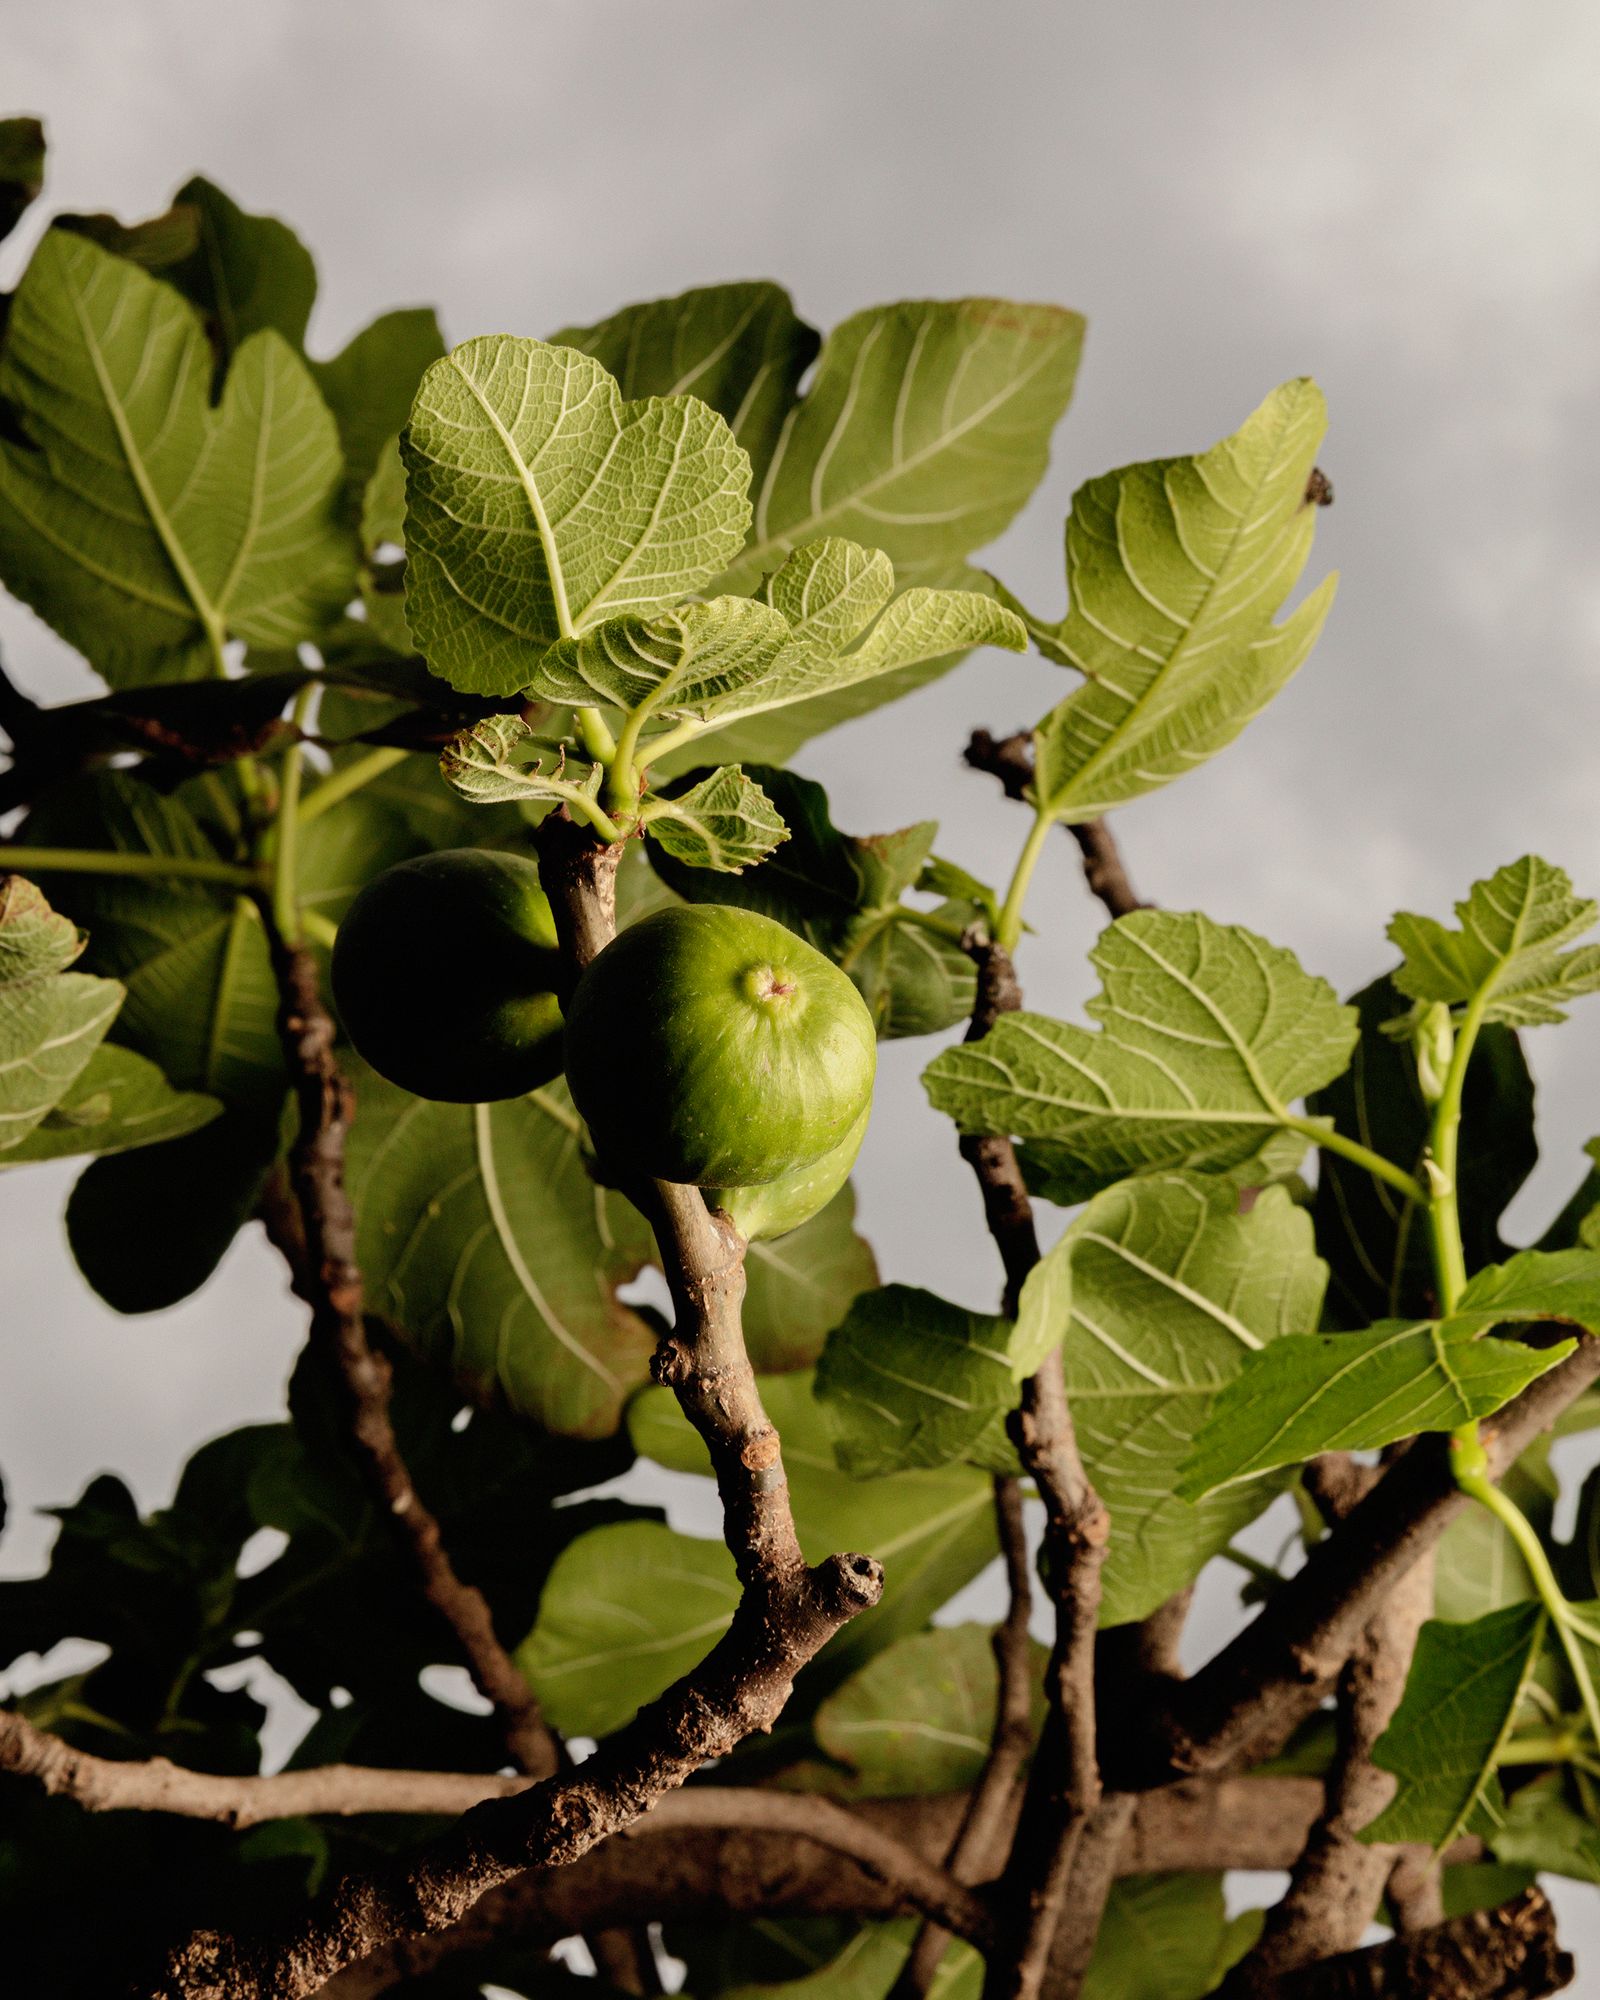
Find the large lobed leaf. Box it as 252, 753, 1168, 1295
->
1021, 379, 1336, 824
1390, 855, 1600, 1029
719, 297, 1084, 593
0, 231, 353, 686
344, 1067, 660, 1439
923, 908, 1357, 1201
401, 335, 753, 695
551, 280, 820, 494
814, 1285, 1030, 1478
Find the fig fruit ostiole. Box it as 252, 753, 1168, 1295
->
564, 904, 876, 1194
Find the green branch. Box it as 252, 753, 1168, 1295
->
1, 845, 262, 890
298, 746, 410, 825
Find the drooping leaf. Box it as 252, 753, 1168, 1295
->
1364, 1603, 1547, 1850
514, 1518, 740, 1739
1390, 856, 1600, 1028
718, 298, 1084, 593
628, 1371, 997, 1689
401, 335, 752, 695
810, 1623, 1046, 1797
652, 766, 979, 1039
1023, 381, 1336, 823
642, 765, 789, 873
1180, 1310, 1578, 1503
344, 1065, 659, 1438
65, 1106, 281, 1313
158, 175, 318, 359
1019, 1174, 1326, 1624
0, 231, 354, 686
923, 909, 1357, 1201
52, 202, 202, 272
0, 875, 123, 1153
551, 280, 819, 492
0, 116, 45, 245
814, 1285, 1028, 1478
1, 1042, 218, 1164
1309, 975, 1536, 1327
310, 305, 446, 505
740, 1183, 879, 1373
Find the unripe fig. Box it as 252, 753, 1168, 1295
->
707, 1102, 870, 1240
331, 848, 563, 1103
564, 905, 876, 1189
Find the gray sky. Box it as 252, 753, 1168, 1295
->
4, 0, 1600, 1954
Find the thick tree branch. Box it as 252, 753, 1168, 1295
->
1, 1699, 1384, 1885
268, 935, 560, 1781
1113, 1337, 1600, 1789
1221, 1476, 1434, 1991
1262, 1888, 1572, 2000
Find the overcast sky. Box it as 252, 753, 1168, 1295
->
5, 0, 1600, 1950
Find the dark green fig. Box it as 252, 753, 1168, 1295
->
331, 848, 563, 1103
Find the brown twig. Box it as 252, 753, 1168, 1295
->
962, 729, 1146, 924
950, 934, 1110, 2000
1040, 1793, 1136, 1999
267, 935, 560, 1781
1262, 1887, 1572, 1999
890, 1474, 1037, 1999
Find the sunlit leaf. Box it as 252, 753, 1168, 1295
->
923, 909, 1357, 1201
1024, 380, 1335, 822
552, 280, 819, 491
1390, 856, 1600, 1028
0, 231, 353, 686
0, 875, 123, 1153
402, 334, 752, 695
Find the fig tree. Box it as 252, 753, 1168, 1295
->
565, 905, 876, 1189
331, 848, 564, 1103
